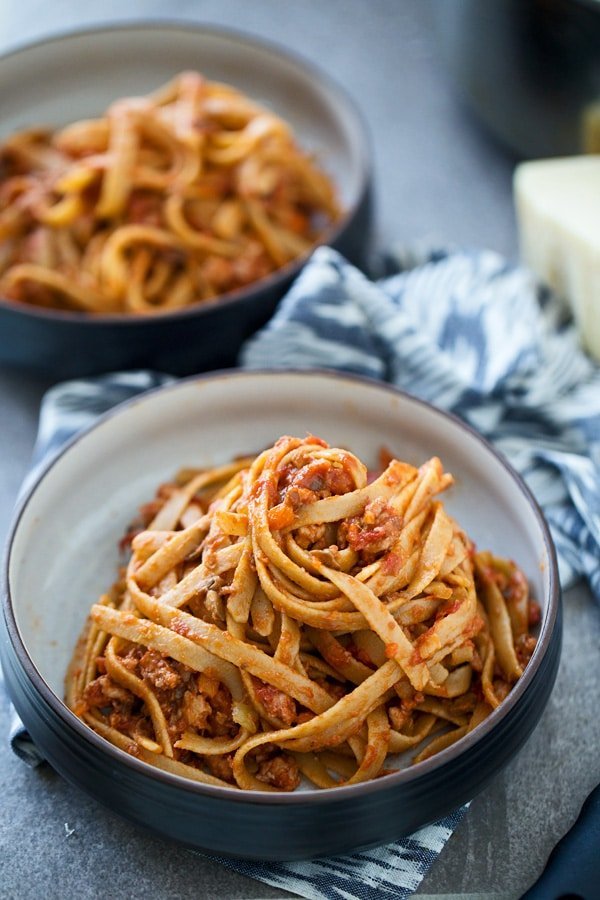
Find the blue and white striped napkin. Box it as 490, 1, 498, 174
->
243, 246, 600, 601
5, 244, 600, 900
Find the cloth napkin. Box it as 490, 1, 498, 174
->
5, 244, 600, 900
242, 246, 600, 600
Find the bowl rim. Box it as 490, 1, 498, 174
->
0, 19, 372, 327
1, 368, 560, 806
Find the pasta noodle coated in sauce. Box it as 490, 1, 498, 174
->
66, 435, 540, 791
0, 73, 339, 314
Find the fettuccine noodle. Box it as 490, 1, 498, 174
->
66, 435, 540, 791
0, 73, 339, 314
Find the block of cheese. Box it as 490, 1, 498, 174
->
514, 156, 600, 362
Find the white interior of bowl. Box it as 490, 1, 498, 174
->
8, 371, 552, 707
0, 25, 366, 208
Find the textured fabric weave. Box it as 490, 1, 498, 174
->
242, 246, 600, 601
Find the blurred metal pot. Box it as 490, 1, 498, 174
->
434, 0, 600, 158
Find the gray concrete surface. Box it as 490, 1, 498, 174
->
1, 2, 599, 899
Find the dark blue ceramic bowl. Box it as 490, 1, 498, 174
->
0, 371, 562, 860
0, 24, 372, 377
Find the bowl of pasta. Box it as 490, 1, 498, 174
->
0, 370, 561, 860
0, 24, 371, 376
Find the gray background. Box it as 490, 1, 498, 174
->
0, 2, 598, 899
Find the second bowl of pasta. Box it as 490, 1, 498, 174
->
0, 24, 371, 376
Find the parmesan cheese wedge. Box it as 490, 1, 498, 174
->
514, 156, 600, 362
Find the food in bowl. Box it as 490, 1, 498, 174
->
3, 371, 560, 856
0, 71, 340, 314
67, 433, 540, 792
